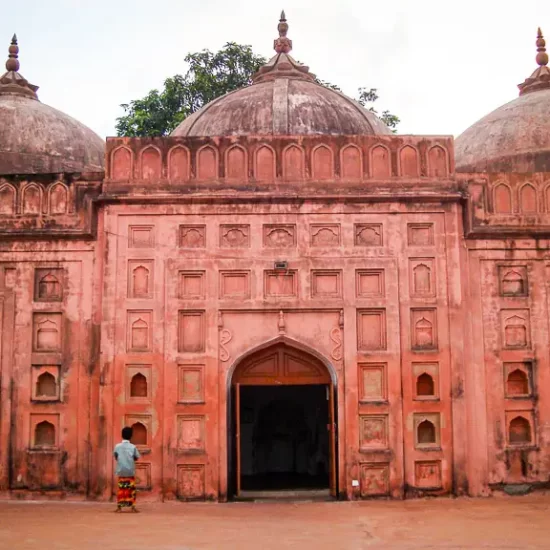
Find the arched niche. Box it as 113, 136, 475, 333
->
131, 422, 148, 446
340, 144, 363, 180
225, 145, 248, 180
283, 145, 305, 181
0, 183, 16, 215
35, 421, 56, 447
111, 146, 134, 180
49, 182, 68, 215
417, 420, 436, 445
254, 145, 276, 182
427, 145, 449, 177
140, 146, 162, 181
509, 416, 532, 445
130, 373, 148, 398
370, 144, 391, 178
197, 145, 218, 180
416, 373, 435, 397
168, 145, 190, 181
493, 183, 512, 213
22, 183, 42, 215
519, 183, 537, 214
399, 145, 420, 177
311, 145, 334, 181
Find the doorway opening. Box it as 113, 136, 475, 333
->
228, 341, 337, 499
240, 384, 329, 491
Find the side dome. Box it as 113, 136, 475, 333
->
172, 13, 390, 138
455, 29, 550, 173
0, 36, 104, 175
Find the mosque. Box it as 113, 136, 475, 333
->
0, 13, 549, 501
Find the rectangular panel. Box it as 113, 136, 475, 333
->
34, 268, 64, 302
263, 224, 296, 248
356, 269, 385, 298
178, 364, 205, 403
127, 260, 154, 299
358, 363, 387, 402
360, 463, 389, 496
310, 224, 341, 247
409, 258, 436, 297
311, 270, 342, 298
179, 225, 206, 248
33, 312, 63, 352
126, 310, 153, 352
410, 308, 438, 350
498, 265, 528, 297
178, 271, 206, 299
407, 223, 434, 246
177, 464, 205, 500
354, 223, 383, 246
359, 415, 388, 449
414, 461, 442, 489
501, 308, 531, 349
220, 271, 251, 299
135, 463, 151, 490
264, 270, 298, 298
129, 225, 154, 248
178, 311, 206, 353
357, 309, 387, 350
177, 415, 206, 453
220, 224, 250, 248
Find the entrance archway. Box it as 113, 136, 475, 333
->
228, 340, 338, 498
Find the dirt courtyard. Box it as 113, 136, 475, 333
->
0, 494, 549, 550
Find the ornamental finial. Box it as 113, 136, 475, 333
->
536, 27, 548, 67
6, 34, 19, 72
274, 10, 292, 54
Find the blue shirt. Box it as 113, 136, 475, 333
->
113, 440, 140, 476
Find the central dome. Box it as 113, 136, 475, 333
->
172, 13, 390, 138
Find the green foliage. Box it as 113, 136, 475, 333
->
116, 43, 399, 137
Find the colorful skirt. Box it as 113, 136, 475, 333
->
117, 476, 136, 508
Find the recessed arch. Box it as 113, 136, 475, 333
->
167, 145, 190, 181
340, 144, 363, 180
282, 144, 305, 181
399, 145, 420, 177
111, 145, 134, 180
493, 182, 513, 213
196, 144, 219, 180
509, 416, 532, 445
519, 182, 537, 213
225, 144, 248, 180
370, 143, 391, 178
0, 182, 16, 215
21, 182, 42, 215
48, 182, 69, 215
139, 145, 162, 181
311, 144, 334, 181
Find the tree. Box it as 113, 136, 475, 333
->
116, 42, 400, 137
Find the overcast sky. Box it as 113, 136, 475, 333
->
1, 0, 549, 139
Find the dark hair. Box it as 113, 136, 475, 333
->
122, 426, 133, 440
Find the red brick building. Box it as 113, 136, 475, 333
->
1, 18, 549, 501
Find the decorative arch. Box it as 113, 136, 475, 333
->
196, 144, 219, 180
35, 421, 56, 447
167, 145, 190, 181
399, 145, 420, 177
139, 145, 162, 181
111, 145, 134, 180
519, 182, 537, 213
311, 144, 334, 181
370, 143, 391, 178
544, 181, 550, 212
282, 144, 305, 181
493, 182, 513, 213
48, 182, 69, 215
254, 144, 276, 182
340, 144, 363, 180
427, 145, 449, 177
36, 372, 57, 397
0, 182, 16, 215
225, 145, 248, 180
21, 182, 42, 215
509, 416, 532, 445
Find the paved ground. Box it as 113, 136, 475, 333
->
0, 494, 549, 549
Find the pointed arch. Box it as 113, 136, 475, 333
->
311, 144, 334, 181
21, 182, 42, 215
340, 144, 363, 180
196, 144, 219, 180
427, 145, 449, 177
0, 182, 16, 215
254, 144, 276, 182
282, 144, 305, 181
225, 144, 248, 181
493, 182, 513, 213
399, 145, 420, 177
111, 145, 134, 180
168, 145, 190, 181
370, 144, 391, 178
48, 181, 69, 215
139, 145, 162, 181
519, 182, 537, 213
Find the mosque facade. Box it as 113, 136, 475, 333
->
0, 15, 550, 501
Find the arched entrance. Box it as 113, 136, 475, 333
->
228, 341, 337, 498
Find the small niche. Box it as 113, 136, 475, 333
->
131, 422, 148, 446
36, 372, 57, 398
416, 373, 435, 397
35, 421, 55, 447
509, 416, 531, 445
506, 369, 529, 396
417, 420, 436, 445
130, 373, 148, 398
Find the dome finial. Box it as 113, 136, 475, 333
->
274, 9, 292, 54
536, 27, 548, 67
6, 34, 19, 72
518, 27, 550, 95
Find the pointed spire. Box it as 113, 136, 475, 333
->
0, 34, 39, 99
518, 27, 550, 95
252, 11, 316, 84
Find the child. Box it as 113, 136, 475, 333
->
113, 426, 141, 512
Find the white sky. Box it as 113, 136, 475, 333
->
2, 0, 549, 138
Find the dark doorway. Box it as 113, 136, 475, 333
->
239, 385, 329, 491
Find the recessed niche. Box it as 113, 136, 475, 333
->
414, 413, 440, 449
34, 268, 64, 302
128, 261, 154, 299
507, 413, 534, 446
30, 414, 59, 449
31, 365, 61, 401
417, 373, 434, 396
501, 309, 530, 349
499, 266, 528, 297
125, 415, 152, 448
33, 313, 62, 352
504, 363, 532, 397
126, 365, 152, 401
412, 363, 439, 400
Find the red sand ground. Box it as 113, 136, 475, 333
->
0, 494, 549, 549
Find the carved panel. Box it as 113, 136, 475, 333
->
197, 145, 218, 180
140, 146, 162, 181
27, 451, 61, 490
126, 310, 152, 352
128, 260, 153, 299
30, 413, 60, 449
264, 270, 298, 298
178, 271, 206, 299
356, 269, 385, 297
255, 145, 276, 182
179, 225, 206, 248
501, 309, 530, 349
360, 415, 388, 449
504, 362, 532, 398
311, 270, 342, 298
219, 271, 251, 299
427, 146, 448, 177
357, 309, 387, 350
178, 364, 205, 403
399, 145, 419, 177
411, 308, 438, 350
499, 266, 528, 297
49, 183, 68, 214
409, 259, 435, 297
283, 145, 304, 180
22, 184, 41, 215
414, 413, 440, 448
177, 415, 206, 453
177, 464, 205, 500
312, 145, 334, 180
178, 311, 206, 353
33, 313, 62, 352
413, 363, 439, 399
226, 145, 247, 180
370, 145, 391, 178
310, 224, 340, 247
129, 225, 154, 248
407, 223, 434, 246
125, 414, 152, 448
220, 224, 250, 248
358, 363, 387, 402
0, 184, 16, 215
340, 144, 362, 180
168, 146, 190, 181
415, 461, 442, 488
135, 463, 152, 490
31, 365, 60, 401
111, 146, 133, 179
360, 463, 389, 496
263, 224, 296, 248
34, 268, 64, 302
126, 365, 152, 402
355, 224, 383, 246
